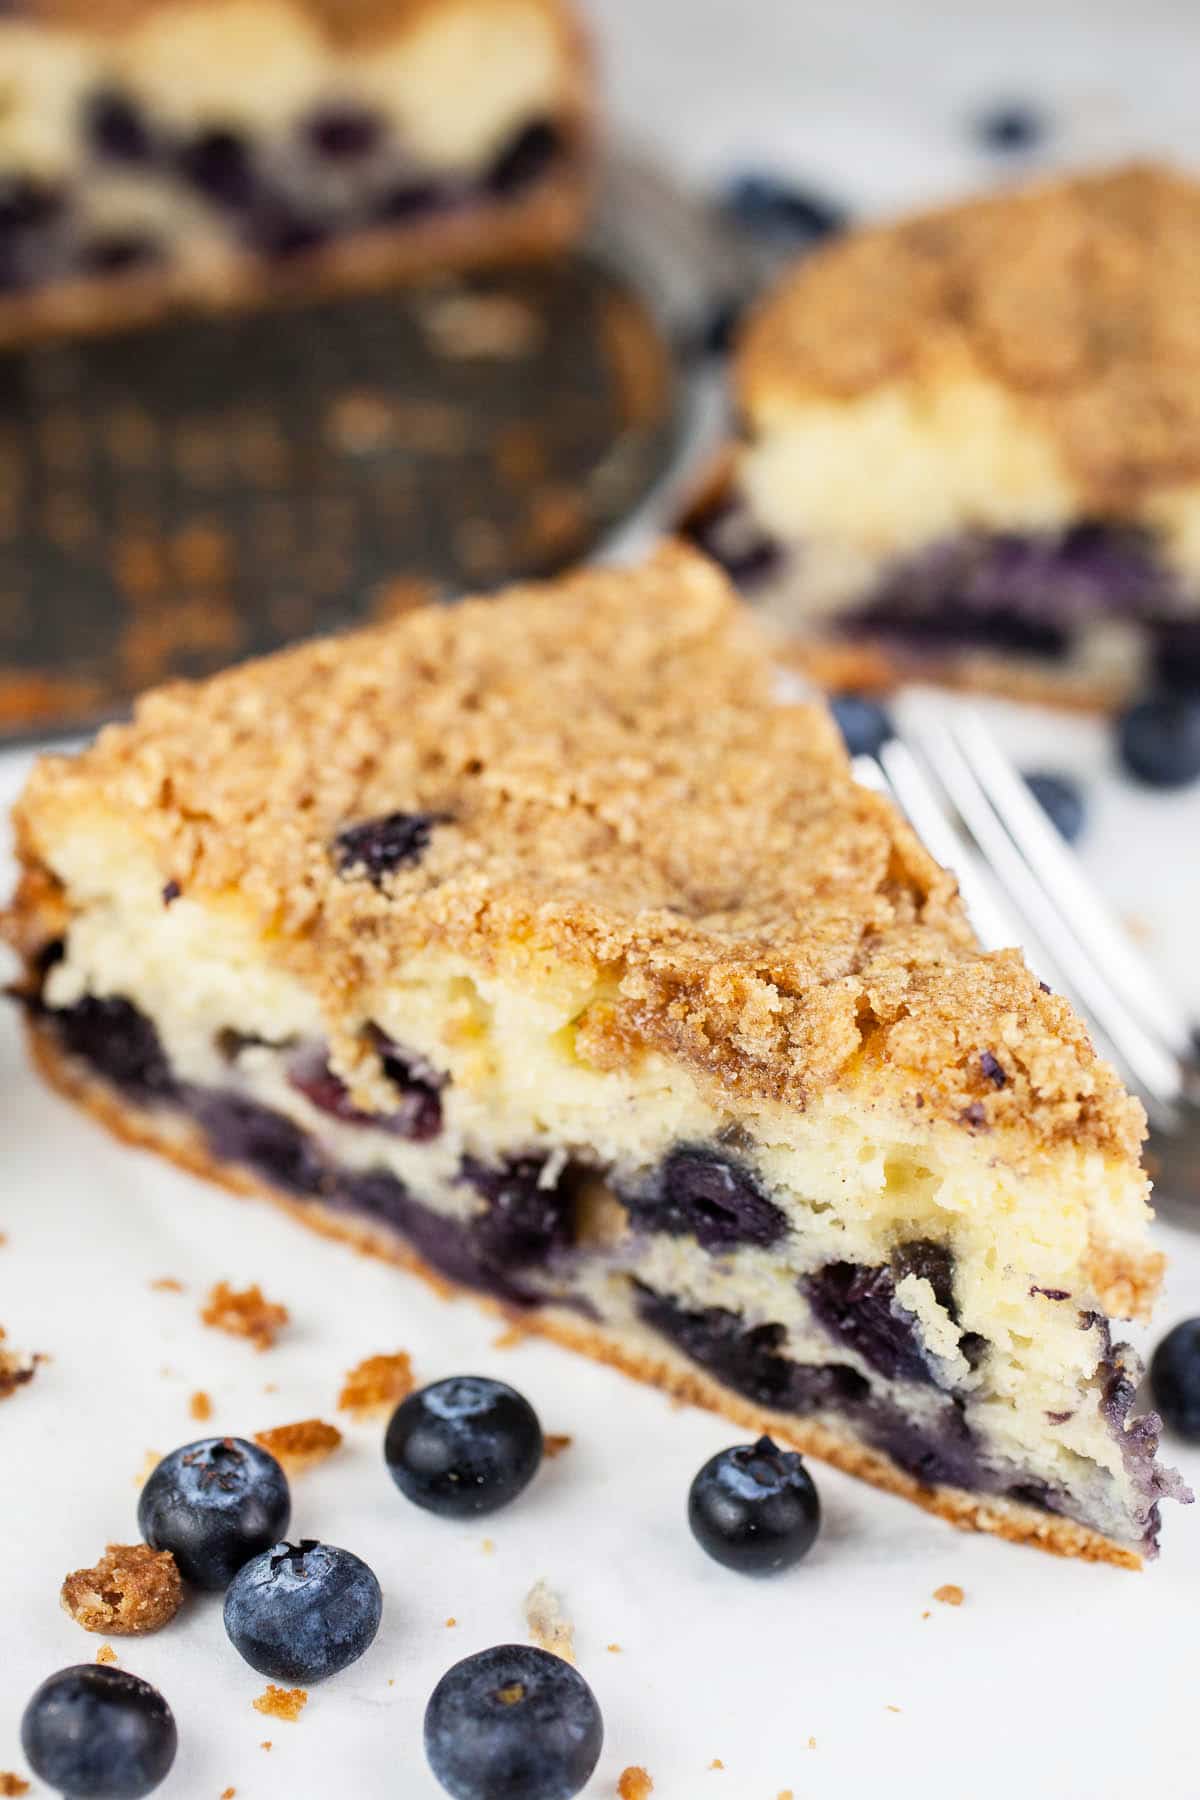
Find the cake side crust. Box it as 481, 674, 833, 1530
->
21, 1014, 1145, 1571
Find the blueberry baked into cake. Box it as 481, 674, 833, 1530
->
0, 0, 590, 341
5, 544, 1188, 1564
690, 163, 1200, 707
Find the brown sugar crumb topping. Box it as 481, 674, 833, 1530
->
933, 1582, 965, 1606
200, 1282, 289, 1351
736, 163, 1200, 507
618, 1768, 654, 1799
254, 1419, 343, 1474
338, 1351, 414, 1418
0, 1327, 40, 1400
96, 1643, 118, 1665
189, 1390, 213, 1422
0, 1775, 30, 1796
61, 1543, 183, 1636
543, 1434, 572, 1459
253, 1686, 308, 1722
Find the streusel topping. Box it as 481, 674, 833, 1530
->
737, 163, 1200, 507
12, 544, 1143, 1158
36, 0, 571, 51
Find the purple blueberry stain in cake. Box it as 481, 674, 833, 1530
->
687, 497, 781, 589
1030, 1285, 1070, 1301
304, 104, 384, 161
189, 1090, 329, 1197
375, 177, 446, 221
804, 1260, 940, 1387
0, 176, 63, 233
86, 88, 154, 163
459, 1155, 575, 1267
288, 1035, 444, 1142
960, 1101, 987, 1129
49, 995, 178, 1104
623, 1147, 788, 1253
162, 880, 182, 906
979, 1050, 1006, 1088
890, 1239, 956, 1314
79, 234, 161, 276
248, 204, 330, 261
485, 118, 562, 196
179, 128, 257, 208
332, 810, 449, 884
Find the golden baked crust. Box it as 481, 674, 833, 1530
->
9, 544, 1146, 1166
22, 1016, 1148, 1569
737, 163, 1200, 510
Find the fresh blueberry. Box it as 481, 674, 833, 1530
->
723, 172, 847, 245
424, 1644, 603, 1800
384, 1376, 542, 1518
1116, 695, 1200, 788
974, 103, 1047, 152
1150, 1319, 1200, 1442
333, 809, 449, 883
688, 1435, 821, 1574
224, 1539, 382, 1683
137, 1437, 291, 1589
829, 693, 894, 759
21, 1665, 177, 1799
1024, 771, 1086, 843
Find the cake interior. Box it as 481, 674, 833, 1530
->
688, 491, 1200, 698
16, 843, 1188, 1564
0, 5, 583, 298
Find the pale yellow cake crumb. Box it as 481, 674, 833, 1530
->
96, 1643, 118, 1665
150, 1277, 184, 1293
133, 1450, 161, 1488
524, 1578, 575, 1663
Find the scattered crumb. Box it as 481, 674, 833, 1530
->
933, 1584, 965, 1607
886, 1705, 902, 1714
0, 1231, 8, 1246
607, 1643, 621, 1654
337, 1350, 414, 1418
778, 1792, 794, 1800
150, 1277, 184, 1293
189, 1390, 213, 1422
618, 1768, 654, 1800
0, 1774, 30, 1795
260, 1741, 272, 1751
254, 1419, 342, 1475
1122, 912, 1153, 944
709, 1759, 724, 1771
445, 1618, 457, 1629
96, 1643, 118, 1665
253, 1686, 307, 1722
201, 1281, 289, 1351
808, 1737, 816, 1750
921, 1610, 931, 1620
220, 1790, 236, 1799
61, 1543, 183, 1636
481, 1539, 495, 1555
132, 1449, 161, 1488
543, 1434, 573, 1459
524, 1579, 575, 1664
263, 1382, 279, 1394
388, 1678, 395, 1686
0, 1326, 40, 1400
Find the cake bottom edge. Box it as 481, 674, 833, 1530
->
22, 1015, 1144, 1572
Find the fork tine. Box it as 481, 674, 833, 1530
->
898, 697, 1185, 1113
948, 703, 1195, 1059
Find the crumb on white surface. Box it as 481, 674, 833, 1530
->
524, 1578, 575, 1663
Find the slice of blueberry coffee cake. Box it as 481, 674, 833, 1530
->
0, 0, 590, 342
687, 163, 1200, 708
5, 543, 1188, 1565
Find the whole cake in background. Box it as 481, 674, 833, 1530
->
0, 0, 591, 340
5, 543, 1188, 1567
688, 163, 1200, 707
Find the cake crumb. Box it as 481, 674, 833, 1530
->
0, 1327, 40, 1400
921, 1609, 931, 1619
618, 1768, 654, 1799
201, 1281, 289, 1351
606, 1643, 621, 1654
445, 1617, 457, 1628
886, 1705, 902, 1714
253, 1686, 307, 1722
808, 1737, 816, 1750
524, 1579, 575, 1664
544, 1433, 573, 1459
338, 1350, 414, 1418
96, 1643, 118, 1665
61, 1543, 183, 1636
254, 1418, 342, 1474
0, 1776, 30, 1796
778, 1791, 794, 1800
150, 1277, 184, 1293
189, 1390, 213, 1422
482, 1539, 495, 1555
260, 1741, 272, 1751
133, 1450, 161, 1488
220, 1790, 236, 1799
709, 1759, 724, 1771
933, 1584, 965, 1607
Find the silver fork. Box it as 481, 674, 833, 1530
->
851, 691, 1200, 1204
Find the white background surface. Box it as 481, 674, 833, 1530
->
5, 5, 1200, 1796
